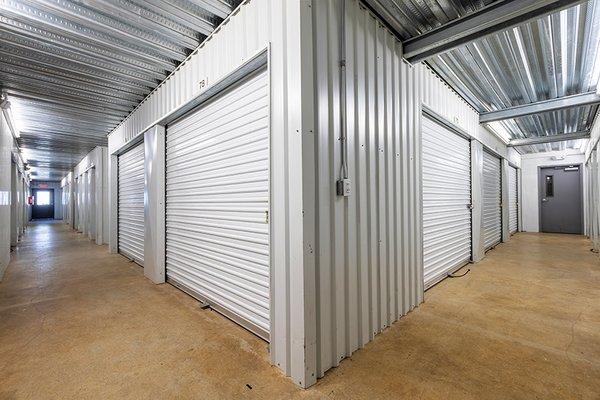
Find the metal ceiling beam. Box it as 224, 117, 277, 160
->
507, 131, 590, 147
403, 0, 587, 63
480, 92, 600, 123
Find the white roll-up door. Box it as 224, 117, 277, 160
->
422, 116, 472, 289
77, 178, 82, 231
88, 168, 96, 240
508, 166, 518, 234
165, 69, 270, 340
483, 150, 502, 250
118, 142, 145, 266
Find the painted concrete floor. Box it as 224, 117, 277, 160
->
1, 221, 599, 400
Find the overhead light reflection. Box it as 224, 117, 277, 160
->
487, 121, 513, 143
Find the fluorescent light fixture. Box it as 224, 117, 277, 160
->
487, 121, 512, 143
0, 96, 20, 139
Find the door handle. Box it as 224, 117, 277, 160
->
541, 198, 548, 203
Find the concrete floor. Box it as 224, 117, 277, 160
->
1, 221, 599, 399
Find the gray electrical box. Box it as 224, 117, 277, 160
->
336, 178, 351, 197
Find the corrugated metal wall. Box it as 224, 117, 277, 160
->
105, 0, 515, 387
310, 0, 483, 378
107, 0, 315, 387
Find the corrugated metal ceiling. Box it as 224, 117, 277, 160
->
0, 0, 240, 180
367, 0, 600, 153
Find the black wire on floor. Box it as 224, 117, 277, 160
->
447, 269, 470, 278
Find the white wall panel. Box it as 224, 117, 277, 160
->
61, 172, 74, 227
0, 112, 12, 280
104, 0, 521, 388
107, 0, 317, 387
309, 0, 520, 379
311, 0, 424, 377
72, 147, 108, 244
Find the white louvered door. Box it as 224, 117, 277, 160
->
508, 166, 518, 234
165, 69, 270, 340
118, 142, 145, 266
422, 116, 472, 289
483, 151, 502, 250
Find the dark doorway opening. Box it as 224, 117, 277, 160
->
539, 165, 582, 234
32, 189, 55, 220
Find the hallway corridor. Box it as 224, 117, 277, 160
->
1, 221, 599, 399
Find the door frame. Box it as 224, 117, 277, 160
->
537, 163, 584, 234
32, 188, 55, 219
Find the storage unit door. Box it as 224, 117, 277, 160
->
482, 151, 502, 250
118, 142, 145, 266
422, 116, 472, 289
74, 179, 78, 230
88, 168, 96, 240
508, 166, 518, 234
165, 69, 270, 340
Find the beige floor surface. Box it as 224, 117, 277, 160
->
1, 221, 599, 399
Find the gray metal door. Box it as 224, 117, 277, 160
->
422, 116, 471, 289
482, 150, 502, 250
508, 166, 518, 234
540, 165, 582, 234
118, 142, 145, 266
165, 69, 270, 340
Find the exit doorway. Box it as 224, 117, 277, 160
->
539, 165, 582, 234
32, 189, 55, 220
